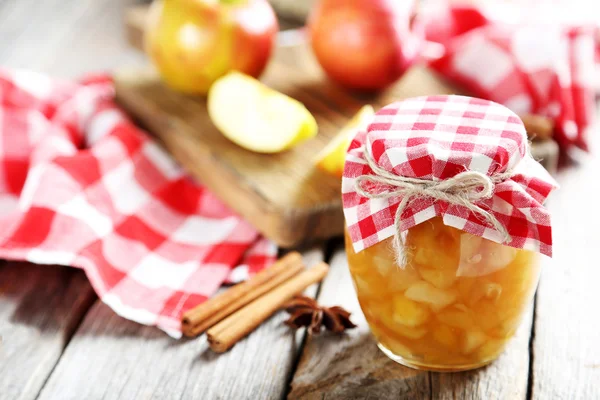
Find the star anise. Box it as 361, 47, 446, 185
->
283, 295, 357, 335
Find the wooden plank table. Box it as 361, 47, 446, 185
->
1, 1, 599, 399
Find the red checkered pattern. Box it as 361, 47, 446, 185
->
225, 237, 278, 284
0, 69, 277, 337
423, 4, 598, 151
342, 95, 558, 257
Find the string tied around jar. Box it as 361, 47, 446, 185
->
355, 143, 514, 264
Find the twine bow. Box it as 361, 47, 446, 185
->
355, 144, 513, 259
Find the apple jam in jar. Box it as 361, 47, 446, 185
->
341, 95, 557, 372
345, 218, 541, 371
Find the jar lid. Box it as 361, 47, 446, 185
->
342, 95, 558, 257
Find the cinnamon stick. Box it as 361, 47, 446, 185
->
520, 113, 555, 141
182, 252, 304, 337
207, 262, 330, 353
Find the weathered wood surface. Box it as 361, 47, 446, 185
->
0, 0, 145, 78
289, 247, 430, 400
0, 0, 141, 399
289, 246, 535, 400
0, 263, 96, 400
530, 137, 600, 398
0, 1, 597, 399
37, 248, 325, 400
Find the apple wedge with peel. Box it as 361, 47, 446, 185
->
208, 72, 318, 153
314, 105, 374, 177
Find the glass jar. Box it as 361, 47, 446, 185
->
345, 217, 541, 372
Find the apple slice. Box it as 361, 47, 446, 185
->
208, 72, 318, 153
314, 105, 374, 177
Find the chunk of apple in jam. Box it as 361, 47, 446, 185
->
392, 294, 430, 327
387, 264, 422, 292
418, 267, 457, 289
405, 281, 458, 311
457, 233, 517, 277
433, 325, 459, 349
462, 330, 488, 354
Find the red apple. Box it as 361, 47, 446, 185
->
308, 0, 421, 91
146, 0, 278, 95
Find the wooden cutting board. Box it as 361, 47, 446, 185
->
115, 7, 558, 248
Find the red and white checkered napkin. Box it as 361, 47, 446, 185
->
342, 95, 558, 257
0, 69, 276, 337
422, 3, 598, 151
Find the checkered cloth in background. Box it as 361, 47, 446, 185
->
0, 70, 277, 337
342, 95, 558, 257
422, 3, 599, 151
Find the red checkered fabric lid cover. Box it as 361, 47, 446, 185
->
342, 95, 558, 257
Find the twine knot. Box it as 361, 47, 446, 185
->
355, 144, 512, 259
